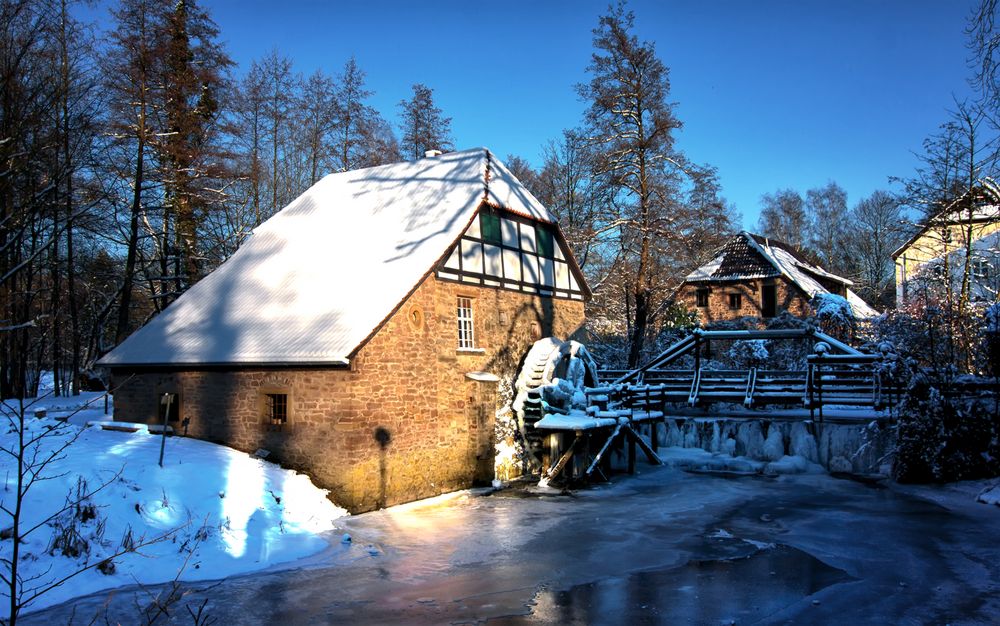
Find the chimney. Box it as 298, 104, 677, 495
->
424, 149, 442, 158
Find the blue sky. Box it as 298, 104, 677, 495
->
92, 0, 979, 227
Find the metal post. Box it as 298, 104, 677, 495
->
159, 393, 171, 468
627, 431, 636, 475
808, 363, 815, 421
816, 364, 824, 423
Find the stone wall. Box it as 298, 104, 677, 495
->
677, 278, 810, 325
111, 275, 585, 513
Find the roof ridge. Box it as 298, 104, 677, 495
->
482, 148, 492, 205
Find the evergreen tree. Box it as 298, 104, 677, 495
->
398, 83, 452, 160
158, 0, 231, 291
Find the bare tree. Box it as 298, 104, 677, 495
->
578, 3, 734, 366
103, 0, 167, 344
969, 0, 1000, 114
535, 130, 604, 271
846, 190, 906, 308
300, 70, 337, 185
807, 181, 850, 275
260, 51, 297, 216
757, 188, 808, 249
898, 101, 999, 313
230, 62, 267, 226
333, 58, 399, 171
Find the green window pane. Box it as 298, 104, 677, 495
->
480, 212, 501, 244
535, 224, 554, 258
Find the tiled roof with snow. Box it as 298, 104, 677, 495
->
684, 234, 778, 282
99, 148, 558, 366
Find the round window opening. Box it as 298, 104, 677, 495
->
408, 306, 424, 330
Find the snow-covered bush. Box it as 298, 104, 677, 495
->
764, 312, 813, 369
703, 316, 765, 332
983, 302, 1000, 377
871, 303, 997, 377
583, 305, 698, 370
727, 339, 768, 369
893, 378, 1000, 483
811, 293, 856, 341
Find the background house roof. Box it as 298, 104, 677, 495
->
891, 178, 1000, 260
99, 148, 561, 367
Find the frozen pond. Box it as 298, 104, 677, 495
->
25, 467, 1000, 624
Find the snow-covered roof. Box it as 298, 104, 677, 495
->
683, 231, 878, 318
99, 148, 560, 367
846, 289, 879, 319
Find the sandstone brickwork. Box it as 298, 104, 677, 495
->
677, 277, 810, 325
111, 275, 585, 513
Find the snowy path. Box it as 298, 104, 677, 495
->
24, 468, 1000, 624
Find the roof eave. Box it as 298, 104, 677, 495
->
102, 358, 352, 370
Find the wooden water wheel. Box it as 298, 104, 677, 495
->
513, 337, 599, 470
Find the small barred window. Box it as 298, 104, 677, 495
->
696, 289, 709, 308
265, 393, 288, 428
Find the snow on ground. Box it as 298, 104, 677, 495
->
0, 390, 347, 617
979, 481, 1000, 506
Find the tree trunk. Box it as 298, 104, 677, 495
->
115, 122, 145, 346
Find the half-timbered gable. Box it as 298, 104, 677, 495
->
438, 207, 587, 301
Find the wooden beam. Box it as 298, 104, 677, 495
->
624, 424, 663, 466
546, 431, 583, 480
585, 423, 623, 477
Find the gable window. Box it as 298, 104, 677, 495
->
696, 288, 709, 308
728, 293, 742, 310
457, 297, 475, 349
264, 393, 288, 429
535, 224, 554, 258
480, 212, 502, 245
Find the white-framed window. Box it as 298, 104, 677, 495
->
457, 297, 475, 349
973, 257, 992, 280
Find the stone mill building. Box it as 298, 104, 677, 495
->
98, 148, 590, 512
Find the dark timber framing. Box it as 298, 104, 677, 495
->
436, 207, 587, 301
